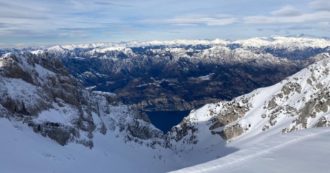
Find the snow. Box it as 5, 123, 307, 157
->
31, 50, 44, 55
0, 117, 179, 173
0, 55, 7, 67
0, 78, 43, 108
47, 45, 67, 52
235, 36, 330, 49
34, 36, 330, 68
34, 64, 55, 79
165, 55, 330, 172
172, 128, 330, 173
1, 38, 330, 173
193, 73, 214, 81
34, 104, 79, 126
95, 47, 128, 52
92, 91, 117, 97
1, 110, 330, 173
187, 54, 330, 140
45, 37, 330, 51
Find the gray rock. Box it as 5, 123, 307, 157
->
219, 124, 244, 140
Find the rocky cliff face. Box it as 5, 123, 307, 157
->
0, 52, 163, 148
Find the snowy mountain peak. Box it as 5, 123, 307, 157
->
235, 36, 330, 49
43, 36, 330, 50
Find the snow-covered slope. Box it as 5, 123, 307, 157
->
0, 52, 180, 172
0, 52, 166, 148
166, 52, 330, 164
172, 127, 330, 173
172, 51, 330, 142
0, 117, 179, 173
154, 53, 330, 172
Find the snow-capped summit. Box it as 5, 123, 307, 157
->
42, 36, 330, 50
235, 36, 330, 49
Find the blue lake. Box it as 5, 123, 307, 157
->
146, 111, 190, 133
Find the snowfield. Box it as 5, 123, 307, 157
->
0, 118, 180, 173
1, 116, 329, 173
173, 127, 330, 173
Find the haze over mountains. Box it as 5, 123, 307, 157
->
0, 36, 330, 173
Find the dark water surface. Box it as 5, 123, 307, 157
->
146, 111, 190, 133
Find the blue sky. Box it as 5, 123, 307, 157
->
0, 0, 329, 47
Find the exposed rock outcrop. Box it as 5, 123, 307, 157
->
0, 53, 164, 147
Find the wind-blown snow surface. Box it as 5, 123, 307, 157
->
2, 114, 329, 173
0, 118, 180, 173
173, 127, 330, 173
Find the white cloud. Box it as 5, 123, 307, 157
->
141, 16, 237, 26
309, 0, 330, 11
0, 0, 329, 46
245, 8, 330, 24
168, 17, 237, 26
271, 5, 301, 16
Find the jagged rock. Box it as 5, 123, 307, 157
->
209, 100, 249, 131
0, 53, 118, 147
0, 55, 34, 84
127, 124, 155, 140
281, 82, 302, 95
267, 97, 278, 110
219, 124, 244, 140
30, 122, 78, 146
314, 117, 329, 127
170, 118, 198, 142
